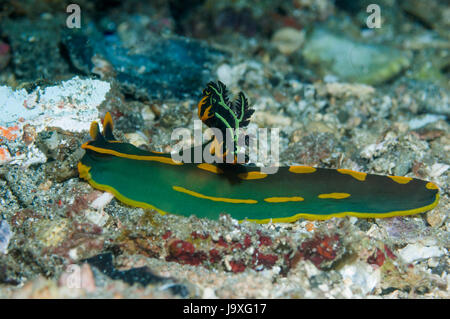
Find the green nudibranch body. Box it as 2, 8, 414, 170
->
78, 81, 439, 223
78, 113, 439, 223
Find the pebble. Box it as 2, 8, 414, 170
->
202, 287, 218, 299
398, 243, 445, 263
63, 28, 223, 100
85, 209, 110, 227
426, 205, 447, 228
124, 131, 149, 147
141, 105, 156, 122
408, 114, 446, 130
37, 219, 69, 248
0, 220, 12, 254
253, 111, 292, 127
339, 261, 380, 295
324, 83, 375, 99
428, 163, 449, 178
271, 27, 305, 55
216, 63, 249, 88
90, 192, 114, 211
302, 28, 411, 85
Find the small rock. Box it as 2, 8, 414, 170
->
90, 192, 114, 211
141, 105, 156, 122
426, 206, 447, 228
124, 131, 149, 147
398, 243, 445, 263
84, 209, 110, 227
428, 163, 449, 178
340, 261, 380, 295
63, 29, 223, 100
253, 111, 292, 127
324, 83, 375, 99
271, 28, 305, 55
216, 63, 248, 88
202, 287, 218, 299
302, 28, 411, 85
0, 220, 12, 254
216, 64, 234, 87
36, 219, 69, 248
428, 258, 439, 268
408, 114, 446, 130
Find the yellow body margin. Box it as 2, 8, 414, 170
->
82, 143, 183, 165
244, 193, 440, 224
77, 162, 170, 216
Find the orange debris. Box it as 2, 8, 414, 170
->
0, 147, 11, 162
305, 222, 315, 232
0, 125, 19, 141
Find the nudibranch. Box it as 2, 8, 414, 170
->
78, 81, 439, 223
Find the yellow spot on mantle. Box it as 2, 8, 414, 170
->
337, 169, 367, 181
197, 163, 223, 174
426, 182, 439, 190
388, 176, 412, 184
264, 196, 304, 203
238, 171, 268, 180
289, 166, 316, 173
173, 186, 257, 204
318, 192, 351, 199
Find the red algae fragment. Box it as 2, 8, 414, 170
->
191, 231, 209, 240
298, 234, 341, 269
209, 249, 222, 263
243, 234, 252, 248
229, 260, 246, 273
367, 248, 386, 266
215, 236, 228, 248
258, 235, 272, 247
162, 230, 172, 240
257, 231, 272, 246
168, 239, 194, 255
384, 244, 397, 260
166, 239, 207, 266
255, 252, 278, 268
